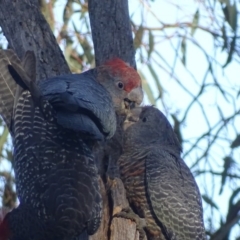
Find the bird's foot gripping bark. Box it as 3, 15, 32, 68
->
113, 207, 146, 240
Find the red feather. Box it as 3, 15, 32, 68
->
0, 208, 10, 240
103, 58, 141, 92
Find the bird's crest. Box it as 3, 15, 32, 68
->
103, 58, 141, 92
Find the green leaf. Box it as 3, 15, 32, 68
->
223, 35, 236, 68
148, 30, 154, 59
191, 9, 199, 36
221, 0, 238, 31
0, 126, 8, 157
221, 24, 228, 51
134, 25, 144, 49
181, 37, 187, 66
72, 20, 79, 33
63, 0, 74, 25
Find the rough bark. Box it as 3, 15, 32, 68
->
0, 0, 70, 81
0, 0, 141, 239
88, 0, 136, 68
88, 1, 140, 239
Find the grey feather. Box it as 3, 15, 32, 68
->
146, 148, 205, 239
8, 63, 116, 140
119, 106, 206, 240
38, 71, 116, 139
12, 91, 102, 239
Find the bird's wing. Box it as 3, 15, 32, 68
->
39, 72, 116, 139
7, 61, 116, 139
145, 149, 206, 240
56, 112, 104, 140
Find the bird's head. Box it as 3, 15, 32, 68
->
96, 58, 143, 114
123, 106, 181, 152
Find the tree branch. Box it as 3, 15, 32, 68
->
88, 0, 136, 68
0, 0, 70, 80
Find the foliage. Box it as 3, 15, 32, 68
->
0, 0, 239, 239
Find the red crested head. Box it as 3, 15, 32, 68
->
103, 58, 141, 93
0, 209, 10, 240
96, 58, 143, 112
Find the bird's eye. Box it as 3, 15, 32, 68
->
142, 117, 147, 122
117, 82, 124, 89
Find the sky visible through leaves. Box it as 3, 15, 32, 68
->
0, 0, 239, 238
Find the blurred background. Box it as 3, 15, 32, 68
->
0, 0, 239, 239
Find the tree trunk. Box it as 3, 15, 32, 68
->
88, 0, 136, 68
0, 0, 142, 239
0, 0, 70, 81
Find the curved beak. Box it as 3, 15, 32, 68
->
123, 107, 142, 130
124, 86, 143, 109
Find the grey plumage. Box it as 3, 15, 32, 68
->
12, 83, 105, 240
0, 50, 145, 239
39, 73, 116, 139
1, 204, 46, 240
8, 61, 116, 140
0, 50, 119, 239
119, 106, 206, 240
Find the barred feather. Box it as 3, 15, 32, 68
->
119, 106, 206, 240
13, 91, 102, 239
